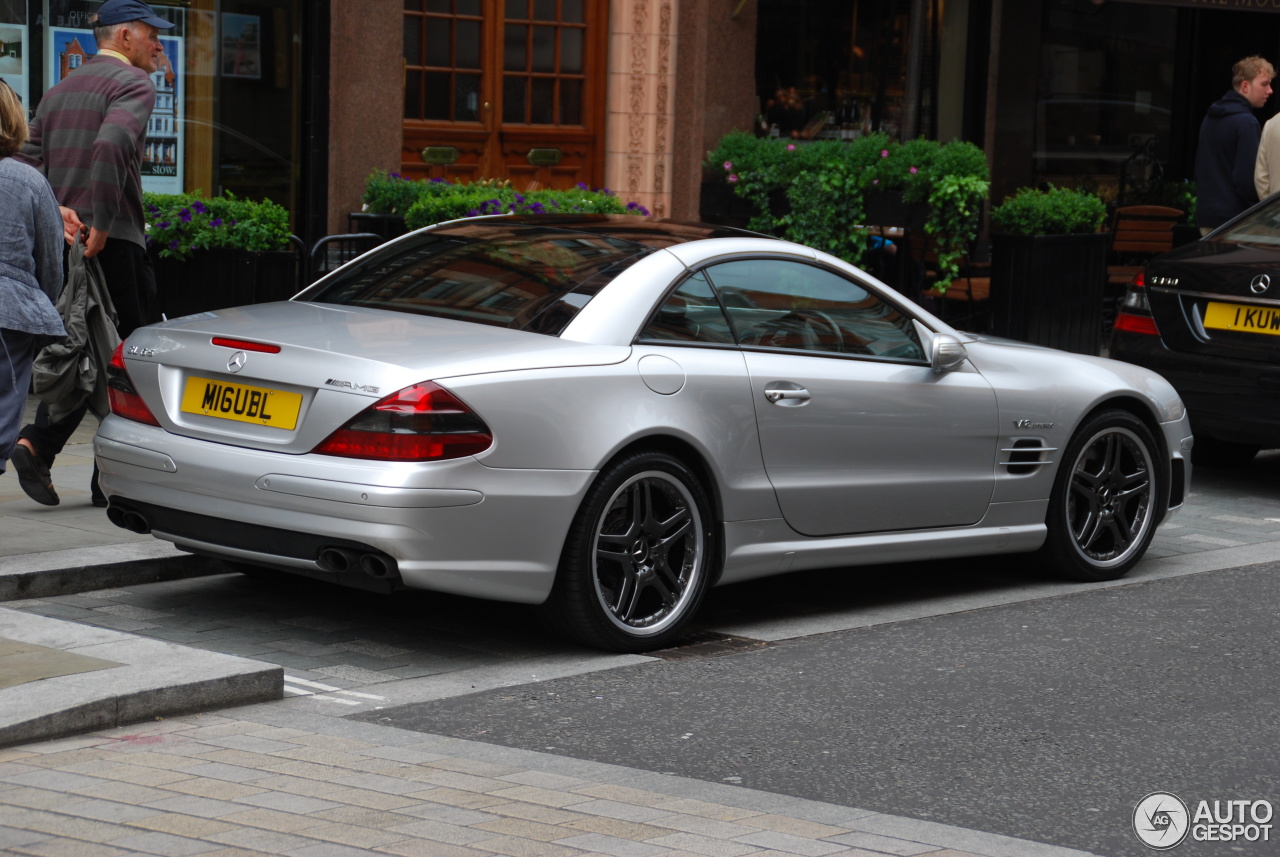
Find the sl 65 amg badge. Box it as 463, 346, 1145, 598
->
127, 345, 156, 357
325, 379, 380, 394
1015, 419, 1054, 429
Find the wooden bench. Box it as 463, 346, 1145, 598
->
1107, 205, 1184, 287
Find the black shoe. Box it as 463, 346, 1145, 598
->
11, 444, 60, 506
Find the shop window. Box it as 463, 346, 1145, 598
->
8, 1, 302, 225
1036, 0, 1176, 203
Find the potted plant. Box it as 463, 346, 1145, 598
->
989, 184, 1108, 354
403, 180, 650, 229
352, 170, 432, 239
704, 132, 989, 293
144, 191, 298, 318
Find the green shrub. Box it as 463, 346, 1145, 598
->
706, 133, 989, 288
403, 181, 647, 230
144, 191, 291, 260
990, 185, 1107, 236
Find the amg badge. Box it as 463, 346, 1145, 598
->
325, 379, 381, 394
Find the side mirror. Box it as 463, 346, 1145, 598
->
931, 333, 968, 373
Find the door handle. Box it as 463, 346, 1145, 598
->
764, 384, 811, 405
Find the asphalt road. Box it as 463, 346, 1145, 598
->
357, 561, 1280, 857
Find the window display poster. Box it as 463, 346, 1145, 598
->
47, 28, 184, 194
221, 13, 260, 80
0, 24, 28, 107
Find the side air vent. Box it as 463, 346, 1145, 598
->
1001, 438, 1056, 476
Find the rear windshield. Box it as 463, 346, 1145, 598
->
301, 224, 651, 335
1220, 200, 1280, 247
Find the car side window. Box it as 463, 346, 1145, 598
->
705, 258, 925, 360
637, 271, 736, 344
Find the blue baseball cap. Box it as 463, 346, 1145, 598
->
94, 0, 175, 29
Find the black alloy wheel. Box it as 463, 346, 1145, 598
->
1038, 409, 1161, 582
539, 450, 715, 652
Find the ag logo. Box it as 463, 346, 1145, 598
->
1134, 792, 1190, 849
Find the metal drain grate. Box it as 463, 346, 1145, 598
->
649, 630, 773, 660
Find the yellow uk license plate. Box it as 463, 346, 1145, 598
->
180, 377, 302, 429
1203, 301, 1280, 336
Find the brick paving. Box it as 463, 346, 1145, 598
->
0, 710, 1043, 857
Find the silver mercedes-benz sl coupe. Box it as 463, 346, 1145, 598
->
98, 215, 1192, 652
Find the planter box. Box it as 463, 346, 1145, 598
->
864, 191, 929, 231
698, 180, 756, 228
348, 212, 408, 241
152, 247, 301, 319
990, 232, 1108, 355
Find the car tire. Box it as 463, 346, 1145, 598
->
1190, 435, 1258, 468
1037, 409, 1161, 582
539, 450, 716, 652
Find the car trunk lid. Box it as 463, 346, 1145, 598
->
1145, 240, 1280, 364
118, 301, 629, 453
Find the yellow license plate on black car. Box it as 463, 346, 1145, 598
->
180, 377, 302, 429
1203, 301, 1280, 336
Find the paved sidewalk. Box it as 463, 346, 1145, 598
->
5, 396, 1280, 855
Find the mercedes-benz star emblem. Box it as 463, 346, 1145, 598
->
1250, 274, 1271, 295
227, 351, 247, 373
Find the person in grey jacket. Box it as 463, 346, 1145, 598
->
0, 80, 65, 482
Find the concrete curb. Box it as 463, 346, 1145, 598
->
0, 608, 282, 749
0, 548, 225, 601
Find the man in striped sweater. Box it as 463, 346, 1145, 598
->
10, 0, 172, 507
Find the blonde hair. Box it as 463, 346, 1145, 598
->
0, 81, 27, 157
1234, 56, 1276, 89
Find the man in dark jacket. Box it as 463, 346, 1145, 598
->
1196, 56, 1275, 234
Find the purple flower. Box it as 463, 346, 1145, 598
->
192, 201, 207, 214
880, 149, 889, 157
724, 160, 733, 171
210, 217, 223, 227
169, 240, 180, 250
576, 182, 589, 190
872, 179, 879, 185
158, 221, 171, 229
430, 177, 448, 184
467, 209, 481, 217
786, 144, 795, 152
179, 208, 193, 223
909, 166, 918, 174
389, 172, 403, 180
528, 202, 546, 213
728, 174, 739, 183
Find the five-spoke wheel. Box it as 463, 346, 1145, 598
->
539, 450, 715, 652
1039, 409, 1161, 581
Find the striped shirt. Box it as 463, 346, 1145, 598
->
18, 55, 154, 249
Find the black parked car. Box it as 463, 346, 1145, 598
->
1111, 196, 1280, 465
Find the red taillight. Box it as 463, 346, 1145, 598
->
311, 381, 493, 461
1112, 269, 1160, 336
211, 337, 281, 353
1114, 313, 1161, 335
107, 343, 161, 426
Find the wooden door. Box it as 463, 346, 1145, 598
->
402, 0, 606, 190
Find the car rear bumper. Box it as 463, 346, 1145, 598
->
94, 417, 595, 604
1111, 331, 1280, 448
